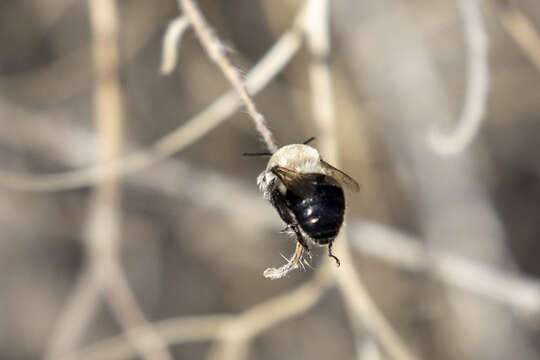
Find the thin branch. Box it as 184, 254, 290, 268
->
100, 263, 173, 360
160, 15, 191, 75
305, 0, 336, 155
499, 6, 540, 73
349, 220, 540, 315
47, 1, 173, 359
68, 270, 333, 360
207, 267, 333, 360
10, 106, 540, 316
16, 107, 540, 355
62, 315, 232, 360
178, 0, 278, 153
356, 337, 382, 360
0, 1, 167, 106
259, 0, 332, 281
334, 0, 536, 356
428, 0, 489, 155
131, 155, 540, 316
45, 268, 101, 359
0, 8, 305, 192
305, 0, 417, 359
87, 1, 172, 358
52, 217, 540, 360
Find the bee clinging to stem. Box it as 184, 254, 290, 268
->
245, 137, 359, 279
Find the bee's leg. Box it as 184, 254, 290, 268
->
327, 242, 340, 267
292, 225, 310, 254
270, 189, 295, 226
279, 224, 295, 233
270, 188, 310, 254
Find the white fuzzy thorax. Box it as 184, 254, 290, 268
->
266, 144, 323, 173
257, 144, 325, 199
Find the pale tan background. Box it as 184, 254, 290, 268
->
0, 0, 539, 359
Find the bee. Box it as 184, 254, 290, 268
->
246, 137, 359, 267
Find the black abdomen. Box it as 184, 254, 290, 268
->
286, 176, 345, 244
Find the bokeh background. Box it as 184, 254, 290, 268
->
0, 0, 540, 359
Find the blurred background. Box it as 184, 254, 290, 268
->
0, 0, 540, 359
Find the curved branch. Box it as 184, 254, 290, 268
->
66, 269, 332, 360
428, 0, 489, 155
63, 315, 231, 360
0, 11, 304, 192
179, 0, 279, 153
499, 6, 540, 73
305, 0, 417, 358
160, 15, 191, 75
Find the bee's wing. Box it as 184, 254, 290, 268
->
271, 166, 322, 197
321, 160, 360, 192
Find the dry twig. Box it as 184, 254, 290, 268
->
178, 0, 278, 153
349, 220, 540, 315
428, 0, 489, 155
499, 6, 540, 72
206, 267, 333, 360
65, 270, 332, 360
0, 6, 305, 191
160, 15, 191, 75
304, 1, 416, 358
45, 268, 101, 358
4, 1, 539, 359
7, 109, 539, 316
47, 1, 172, 359
11, 98, 539, 358
62, 315, 232, 360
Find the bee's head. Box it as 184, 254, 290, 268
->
267, 144, 322, 174
246, 137, 322, 195
255, 144, 321, 197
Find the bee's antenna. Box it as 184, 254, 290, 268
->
303, 136, 316, 145
242, 152, 273, 157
